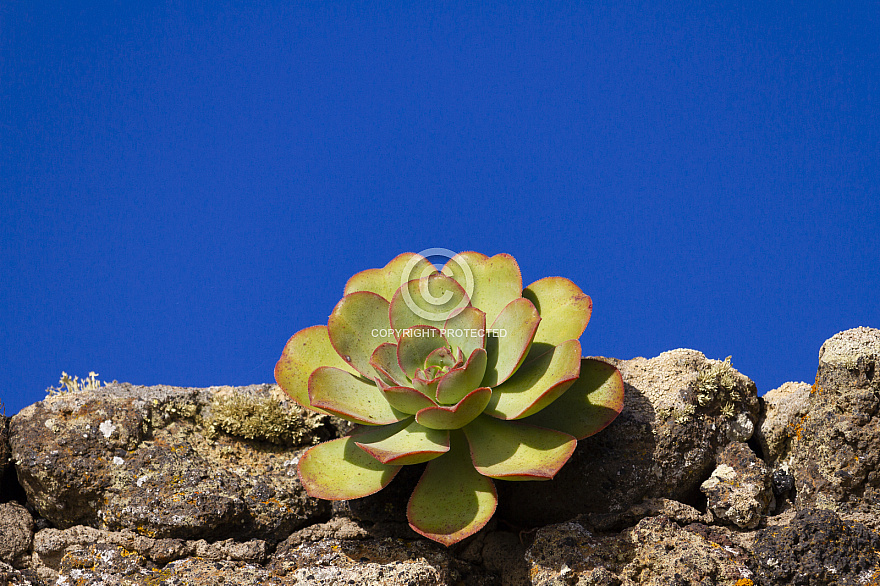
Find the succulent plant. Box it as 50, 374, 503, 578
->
275, 252, 624, 546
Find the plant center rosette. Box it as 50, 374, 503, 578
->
275, 252, 624, 546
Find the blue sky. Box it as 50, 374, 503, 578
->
2, 2, 878, 415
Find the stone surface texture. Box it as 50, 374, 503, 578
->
778, 327, 880, 526
498, 350, 760, 528
755, 380, 812, 465
700, 441, 771, 529
0, 412, 9, 479
9, 383, 337, 541
751, 507, 880, 585
0, 502, 34, 567
1, 327, 879, 585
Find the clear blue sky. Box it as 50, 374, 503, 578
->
2, 2, 878, 415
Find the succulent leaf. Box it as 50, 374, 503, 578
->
277, 252, 624, 547
411, 374, 440, 399
344, 252, 437, 301
425, 346, 458, 369
520, 358, 625, 439
327, 292, 395, 378
442, 252, 523, 327
370, 343, 408, 387
522, 277, 592, 348
275, 325, 356, 412
416, 387, 492, 430
309, 366, 407, 425
443, 306, 487, 358
407, 431, 497, 546
482, 298, 541, 387
298, 436, 401, 500
354, 418, 450, 465
382, 385, 438, 414
396, 326, 449, 379
435, 348, 489, 405
390, 274, 470, 333
483, 339, 582, 420
463, 415, 577, 480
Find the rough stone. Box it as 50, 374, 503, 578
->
523, 516, 755, 586
29, 524, 269, 583
272, 535, 496, 585
781, 327, 880, 525
751, 507, 880, 585
6, 329, 880, 585
0, 412, 9, 484
0, 561, 40, 586
277, 516, 370, 547
620, 516, 754, 586
755, 381, 811, 466
524, 521, 616, 584
700, 442, 771, 529
9, 383, 337, 542
0, 501, 34, 568
581, 497, 709, 533
480, 531, 528, 586
498, 351, 760, 527
36, 535, 473, 586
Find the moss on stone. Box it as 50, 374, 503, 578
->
695, 356, 741, 418
206, 392, 317, 445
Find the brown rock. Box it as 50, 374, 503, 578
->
9, 383, 336, 542
498, 351, 760, 527
583, 498, 709, 532
0, 561, 40, 586
0, 502, 34, 568
480, 531, 528, 586
781, 327, 880, 523
700, 442, 771, 529
751, 507, 880, 585
272, 535, 496, 585
0, 412, 9, 481
524, 516, 754, 586
755, 381, 811, 466
30, 524, 268, 582
620, 516, 754, 585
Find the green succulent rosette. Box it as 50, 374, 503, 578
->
275, 252, 624, 546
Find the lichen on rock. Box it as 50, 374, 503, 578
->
700, 442, 771, 529
776, 327, 880, 527
751, 507, 880, 585
204, 386, 331, 446
9, 382, 338, 543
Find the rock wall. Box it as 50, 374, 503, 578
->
1, 327, 878, 585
